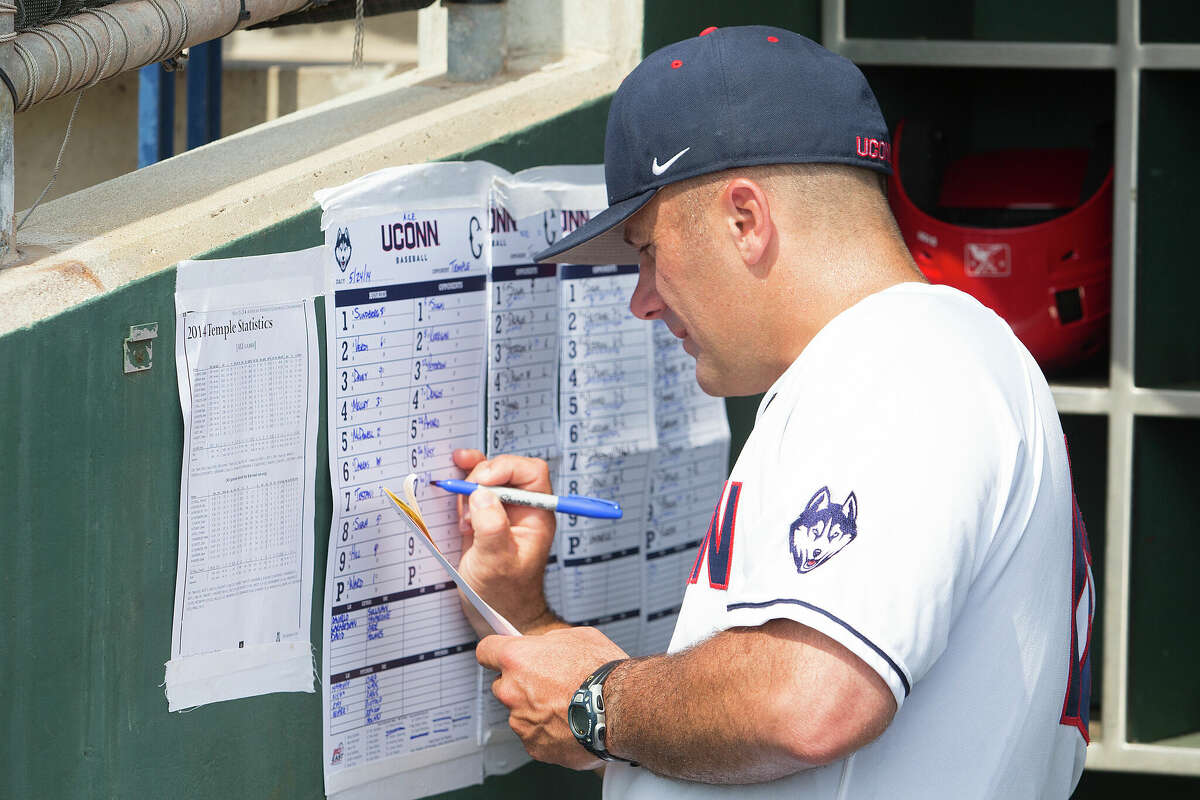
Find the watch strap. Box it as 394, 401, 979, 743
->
585, 658, 624, 689
569, 658, 637, 765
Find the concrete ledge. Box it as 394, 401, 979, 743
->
0, 1, 642, 335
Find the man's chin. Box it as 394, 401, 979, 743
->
693, 360, 731, 398
694, 357, 773, 398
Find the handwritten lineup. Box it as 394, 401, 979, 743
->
325, 207, 486, 775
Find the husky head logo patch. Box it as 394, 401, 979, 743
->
334, 227, 353, 272
789, 487, 858, 574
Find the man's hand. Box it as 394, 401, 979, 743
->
452, 449, 562, 637
477, 626, 629, 769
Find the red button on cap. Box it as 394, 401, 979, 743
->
699, 26, 718, 36
767, 36, 779, 42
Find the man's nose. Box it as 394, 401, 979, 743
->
629, 262, 663, 321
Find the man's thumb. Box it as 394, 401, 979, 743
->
468, 488, 510, 551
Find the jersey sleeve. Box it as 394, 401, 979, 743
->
719, 313, 1025, 708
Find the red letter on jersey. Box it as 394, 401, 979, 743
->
1060, 440, 1096, 742
687, 481, 742, 590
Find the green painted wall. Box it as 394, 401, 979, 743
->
643, 0, 820, 52
0, 99, 613, 800
5, 2, 1200, 798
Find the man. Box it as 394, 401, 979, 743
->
452, 26, 1094, 798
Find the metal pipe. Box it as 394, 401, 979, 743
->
0, 2, 13, 258
8, 0, 310, 113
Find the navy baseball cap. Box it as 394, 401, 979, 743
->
535, 25, 891, 265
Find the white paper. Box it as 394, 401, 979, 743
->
552, 173, 656, 656
486, 176, 561, 462
475, 174, 568, 772
321, 163, 501, 798
486, 172, 565, 612
640, 320, 731, 656
382, 483, 521, 638
167, 248, 322, 710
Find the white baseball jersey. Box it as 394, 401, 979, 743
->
605, 282, 1094, 799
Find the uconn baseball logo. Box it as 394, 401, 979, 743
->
855, 136, 891, 162
687, 481, 742, 590
334, 228, 352, 273
789, 487, 858, 574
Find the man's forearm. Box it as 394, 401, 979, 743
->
599, 619, 895, 784
600, 625, 814, 783
524, 607, 571, 636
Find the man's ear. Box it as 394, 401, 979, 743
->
717, 178, 774, 266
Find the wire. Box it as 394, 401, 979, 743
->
0, 3, 14, 111
352, 0, 364, 68
12, 0, 121, 232
16, 88, 84, 231
83, 7, 134, 77
0, 65, 15, 109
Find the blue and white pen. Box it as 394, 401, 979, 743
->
430, 479, 623, 520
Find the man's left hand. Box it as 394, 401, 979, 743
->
477, 626, 629, 770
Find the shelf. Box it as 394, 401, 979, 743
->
1156, 731, 1200, 750
1141, 44, 1200, 69
1131, 388, 1200, 417
838, 39, 1116, 69
1053, 383, 1112, 415
838, 40, 1200, 71
1049, 386, 1200, 417
824, 0, 1200, 784
1087, 739, 1200, 776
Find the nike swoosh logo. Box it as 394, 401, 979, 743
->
651, 147, 691, 176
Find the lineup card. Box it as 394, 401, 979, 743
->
485, 200, 559, 460
322, 206, 488, 795
481, 190, 561, 761
557, 260, 656, 656
484, 196, 563, 615
640, 320, 731, 656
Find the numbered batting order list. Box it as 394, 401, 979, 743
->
324, 207, 487, 783
557, 263, 655, 656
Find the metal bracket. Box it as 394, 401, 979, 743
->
123, 322, 159, 374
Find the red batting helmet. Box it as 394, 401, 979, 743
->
887, 119, 1112, 374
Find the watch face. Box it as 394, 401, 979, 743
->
568, 704, 591, 739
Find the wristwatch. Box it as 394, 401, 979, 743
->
567, 659, 637, 764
